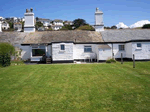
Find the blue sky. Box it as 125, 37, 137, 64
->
0, 0, 150, 26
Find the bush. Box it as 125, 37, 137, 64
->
0, 43, 15, 67
0, 53, 11, 67
106, 58, 116, 63
142, 24, 150, 29
76, 25, 95, 31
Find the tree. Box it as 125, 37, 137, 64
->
111, 25, 117, 29
60, 25, 73, 30
0, 43, 15, 67
8, 22, 13, 29
35, 22, 43, 30
142, 24, 150, 29
104, 26, 111, 29
76, 25, 95, 31
73, 19, 87, 29
20, 21, 24, 31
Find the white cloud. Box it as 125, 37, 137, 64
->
129, 20, 150, 28
116, 22, 128, 29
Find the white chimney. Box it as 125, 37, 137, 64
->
94, 8, 104, 32
24, 8, 35, 32
0, 21, 2, 32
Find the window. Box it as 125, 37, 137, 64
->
137, 43, 141, 48
32, 49, 45, 56
84, 46, 92, 52
60, 44, 65, 50
119, 45, 125, 51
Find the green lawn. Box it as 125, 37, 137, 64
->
0, 62, 150, 112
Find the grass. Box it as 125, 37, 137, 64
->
0, 62, 150, 112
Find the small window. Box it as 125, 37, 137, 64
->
60, 44, 65, 50
119, 45, 125, 51
137, 43, 141, 48
84, 46, 92, 52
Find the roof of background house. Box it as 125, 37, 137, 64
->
14, 22, 22, 25
53, 19, 63, 22
0, 31, 103, 44
37, 18, 51, 22
101, 29, 150, 42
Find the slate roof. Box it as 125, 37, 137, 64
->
0, 31, 103, 44
101, 29, 150, 42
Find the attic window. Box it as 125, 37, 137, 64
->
60, 44, 65, 50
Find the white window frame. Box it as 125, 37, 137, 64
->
137, 43, 142, 49
119, 45, 125, 51
60, 44, 65, 51
84, 46, 92, 53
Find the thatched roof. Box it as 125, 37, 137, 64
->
0, 31, 103, 44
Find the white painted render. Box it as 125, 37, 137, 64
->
95, 13, 103, 25
132, 42, 150, 60
73, 44, 97, 60
24, 12, 35, 32
95, 26, 104, 32
95, 8, 104, 32
24, 28, 35, 32
98, 48, 112, 60
14, 44, 31, 60
125, 43, 132, 58
52, 43, 73, 61
112, 43, 126, 58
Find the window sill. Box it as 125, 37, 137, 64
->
59, 50, 65, 52
136, 47, 142, 50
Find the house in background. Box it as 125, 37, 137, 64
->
51, 19, 63, 30
2, 21, 9, 30
14, 22, 22, 31
64, 21, 73, 25
36, 18, 52, 29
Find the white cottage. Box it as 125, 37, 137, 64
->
0, 8, 150, 63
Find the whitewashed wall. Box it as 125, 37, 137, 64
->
98, 48, 112, 60
14, 44, 30, 60
73, 44, 97, 60
132, 42, 150, 60
112, 43, 126, 58
52, 43, 73, 61
125, 43, 132, 58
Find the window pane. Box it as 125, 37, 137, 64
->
119, 45, 125, 51
61, 45, 65, 50
84, 46, 92, 52
32, 49, 46, 56
137, 43, 141, 47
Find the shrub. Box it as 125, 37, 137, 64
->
76, 25, 95, 31
142, 24, 150, 29
0, 43, 15, 67
0, 53, 11, 67
106, 58, 116, 63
